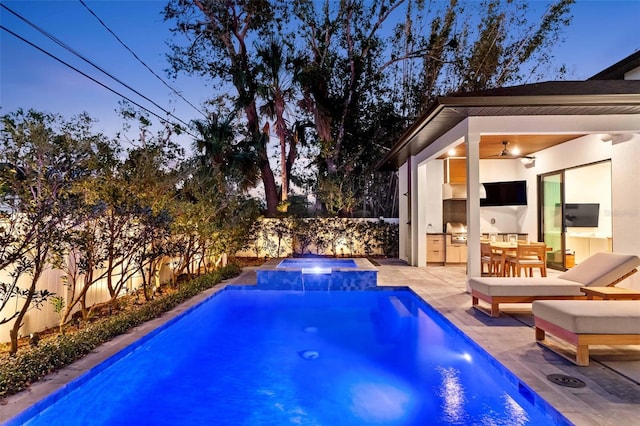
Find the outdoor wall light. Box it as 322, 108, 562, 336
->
601, 133, 633, 143
520, 157, 535, 165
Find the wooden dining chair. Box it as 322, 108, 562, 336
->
481, 242, 502, 276
506, 243, 547, 277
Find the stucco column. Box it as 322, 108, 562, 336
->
409, 156, 419, 266
466, 130, 482, 291
416, 162, 428, 267
398, 162, 410, 264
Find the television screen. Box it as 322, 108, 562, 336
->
564, 203, 599, 227
480, 180, 527, 206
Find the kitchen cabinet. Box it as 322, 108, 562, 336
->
426, 234, 445, 264
444, 158, 466, 184
566, 234, 612, 265
445, 235, 467, 264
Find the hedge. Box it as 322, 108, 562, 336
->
0, 263, 241, 398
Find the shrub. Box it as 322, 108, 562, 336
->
0, 264, 240, 398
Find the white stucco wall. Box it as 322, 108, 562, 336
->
610, 134, 640, 288
479, 159, 527, 234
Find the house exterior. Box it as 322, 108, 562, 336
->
378, 51, 640, 290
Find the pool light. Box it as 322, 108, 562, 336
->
302, 267, 332, 274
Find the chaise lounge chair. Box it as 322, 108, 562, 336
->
469, 252, 640, 317
533, 300, 640, 366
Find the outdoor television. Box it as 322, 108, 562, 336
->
480, 180, 527, 206
564, 203, 599, 227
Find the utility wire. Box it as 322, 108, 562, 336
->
78, 0, 207, 118
0, 3, 193, 131
0, 25, 198, 139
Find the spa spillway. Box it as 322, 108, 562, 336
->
256, 258, 378, 290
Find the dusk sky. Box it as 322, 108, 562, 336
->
1, 0, 639, 153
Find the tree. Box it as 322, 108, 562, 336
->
164, 0, 574, 218
255, 36, 299, 212
165, 0, 283, 216
0, 110, 100, 354
117, 115, 184, 301
185, 118, 261, 268
292, 0, 573, 216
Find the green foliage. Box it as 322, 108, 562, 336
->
0, 264, 241, 398
165, 0, 574, 218
49, 296, 65, 318
0, 109, 107, 353
249, 218, 398, 258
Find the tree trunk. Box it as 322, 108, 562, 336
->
9, 281, 35, 355
261, 161, 279, 216
9, 269, 42, 355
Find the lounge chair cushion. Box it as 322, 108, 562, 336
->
470, 277, 583, 297
557, 252, 640, 287
533, 300, 640, 334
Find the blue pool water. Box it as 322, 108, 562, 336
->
7, 288, 569, 425
277, 258, 358, 269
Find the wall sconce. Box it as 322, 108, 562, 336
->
520, 156, 535, 166
601, 133, 633, 144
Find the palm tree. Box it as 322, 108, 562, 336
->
256, 37, 298, 212
192, 113, 260, 194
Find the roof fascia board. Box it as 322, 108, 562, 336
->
439, 93, 640, 107
468, 114, 640, 134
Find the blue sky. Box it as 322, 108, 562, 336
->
1, 0, 639, 153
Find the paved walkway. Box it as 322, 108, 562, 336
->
2, 261, 639, 425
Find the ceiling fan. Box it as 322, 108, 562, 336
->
491, 141, 535, 161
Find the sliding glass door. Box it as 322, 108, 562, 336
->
539, 172, 565, 270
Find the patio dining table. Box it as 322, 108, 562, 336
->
482, 241, 551, 277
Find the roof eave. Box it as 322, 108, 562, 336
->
376, 92, 640, 171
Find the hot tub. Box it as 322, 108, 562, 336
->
256, 257, 378, 290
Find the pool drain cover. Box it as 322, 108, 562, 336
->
547, 374, 586, 388
299, 350, 319, 360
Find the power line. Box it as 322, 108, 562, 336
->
0, 3, 194, 132
78, 0, 207, 118
0, 24, 198, 139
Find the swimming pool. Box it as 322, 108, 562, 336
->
7, 288, 570, 425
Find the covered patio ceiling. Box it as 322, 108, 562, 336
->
440, 134, 585, 159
